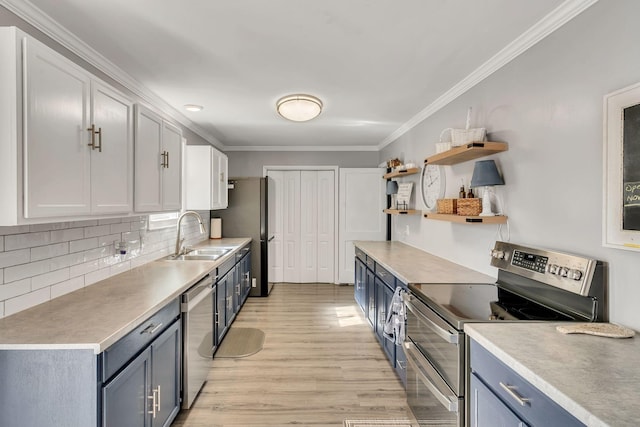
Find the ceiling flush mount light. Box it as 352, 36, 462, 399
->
276, 94, 323, 122
184, 104, 203, 112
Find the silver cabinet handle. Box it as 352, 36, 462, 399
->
499, 382, 530, 406
148, 389, 157, 418
156, 385, 161, 413
140, 322, 163, 335
87, 124, 102, 152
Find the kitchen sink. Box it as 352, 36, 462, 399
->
169, 247, 231, 261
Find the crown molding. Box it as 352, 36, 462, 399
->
224, 144, 379, 152
0, 0, 222, 148
377, 0, 599, 150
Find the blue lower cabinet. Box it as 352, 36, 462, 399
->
470, 339, 585, 427
354, 257, 367, 314
102, 320, 181, 427
470, 373, 528, 427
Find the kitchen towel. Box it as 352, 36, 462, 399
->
210, 218, 222, 239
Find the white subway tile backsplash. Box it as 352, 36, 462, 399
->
84, 225, 112, 238
51, 276, 84, 299
4, 287, 50, 316
5, 231, 51, 251
4, 259, 50, 283
32, 268, 70, 291
30, 242, 69, 262
0, 225, 30, 235
98, 233, 121, 247
50, 228, 84, 244
0, 279, 31, 300
98, 218, 122, 225
0, 211, 211, 318
0, 249, 30, 269
69, 237, 98, 253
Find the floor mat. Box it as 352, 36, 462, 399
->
343, 420, 414, 427
214, 327, 265, 358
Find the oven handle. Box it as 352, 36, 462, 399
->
404, 294, 459, 344
404, 341, 458, 413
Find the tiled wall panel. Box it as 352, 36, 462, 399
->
0, 211, 210, 318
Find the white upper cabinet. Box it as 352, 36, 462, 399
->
0, 27, 134, 224
23, 35, 92, 218
161, 121, 183, 211
134, 104, 183, 213
89, 81, 134, 214
184, 145, 228, 210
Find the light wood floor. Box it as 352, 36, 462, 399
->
173, 283, 413, 427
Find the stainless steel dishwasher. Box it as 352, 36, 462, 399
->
181, 273, 215, 409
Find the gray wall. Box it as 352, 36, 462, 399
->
228, 151, 379, 177
381, 0, 640, 330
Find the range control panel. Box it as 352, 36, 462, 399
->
490, 241, 597, 296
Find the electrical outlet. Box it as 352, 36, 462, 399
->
405, 225, 410, 236
252, 278, 257, 288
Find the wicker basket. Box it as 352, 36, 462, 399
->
456, 198, 482, 216
436, 199, 457, 214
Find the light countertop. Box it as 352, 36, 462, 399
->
0, 237, 250, 354
465, 322, 640, 426
355, 240, 494, 284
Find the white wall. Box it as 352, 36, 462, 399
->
381, 0, 640, 330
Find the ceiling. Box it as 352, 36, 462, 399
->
14, 0, 568, 150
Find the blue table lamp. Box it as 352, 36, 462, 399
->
470, 160, 504, 216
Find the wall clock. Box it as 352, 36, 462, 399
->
421, 164, 445, 210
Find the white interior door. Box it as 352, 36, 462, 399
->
300, 171, 318, 282
317, 170, 335, 283
268, 171, 284, 283
283, 170, 301, 283
338, 168, 386, 283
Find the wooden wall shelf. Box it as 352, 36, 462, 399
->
424, 142, 508, 165
384, 209, 420, 215
424, 213, 508, 224
383, 167, 420, 180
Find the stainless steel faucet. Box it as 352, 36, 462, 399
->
175, 211, 206, 255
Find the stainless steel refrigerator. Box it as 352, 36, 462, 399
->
213, 177, 273, 297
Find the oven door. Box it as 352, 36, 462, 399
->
405, 341, 462, 426
404, 293, 464, 394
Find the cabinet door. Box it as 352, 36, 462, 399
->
150, 321, 180, 427
134, 105, 163, 212
218, 153, 228, 209
23, 37, 91, 218
216, 278, 228, 343
471, 373, 528, 427
90, 80, 133, 214
354, 258, 366, 313
226, 266, 236, 324
366, 268, 376, 328
102, 347, 151, 427
185, 145, 212, 210
242, 252, 252, 301
161, 121, 182, 211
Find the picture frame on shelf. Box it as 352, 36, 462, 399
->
603, 81, 640, 251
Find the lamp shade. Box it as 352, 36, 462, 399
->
276, 94, 323, 122
386, 180, 399, 195
470, 160, 504, 188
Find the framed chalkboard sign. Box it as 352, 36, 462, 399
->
604, 81, 640, 251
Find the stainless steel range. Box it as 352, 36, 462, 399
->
403, 241, 607, 427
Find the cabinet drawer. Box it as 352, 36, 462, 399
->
355, 247, 366, 263
235, 244, 250, 262
375, 264, 395, 288
102, 299, 179, 381
217, 258, 236, 279
365, 256, 375, 270
470, 340, 584, 427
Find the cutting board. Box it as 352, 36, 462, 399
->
556, 323, 635, 338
